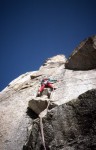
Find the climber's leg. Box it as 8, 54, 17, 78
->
37, 84, 45, 97
39, 84, 45, 92
46, 83, 53, 98
47, 83, 54, 90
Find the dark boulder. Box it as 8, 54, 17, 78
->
25, 89, 96, 150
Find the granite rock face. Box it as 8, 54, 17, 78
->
25, 89, 96, 150
0, 55, 66, 150
0, 72, 34, 150
65, 35, 96, 70
0, 36, 96, 150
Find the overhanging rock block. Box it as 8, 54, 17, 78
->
28, 88, 51, 115
65, 36, 96, 70
28, 88, 58, 115
28, 97, 48, 115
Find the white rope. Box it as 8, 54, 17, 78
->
38, 82, 58, 149
39, 99, 50, 150
40, 117, 46, 150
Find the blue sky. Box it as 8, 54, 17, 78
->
0, 0, 96, 91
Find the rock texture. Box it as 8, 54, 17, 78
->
0, 36, 96, 150
0, 55, 66, 150
28, 97, 48, 115
65, 35, 96, 70
25, 89, 96, 150
0, 72, 34, 150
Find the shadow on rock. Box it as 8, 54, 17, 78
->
26, 107, 38, 119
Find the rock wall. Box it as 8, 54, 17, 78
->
0, 55, 66, 150
24, 89, 96, 150
0, 36, 96, 150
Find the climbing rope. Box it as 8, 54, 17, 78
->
39, 99, 50, 150
40, 117, 46, 150
38, 73, 66, 150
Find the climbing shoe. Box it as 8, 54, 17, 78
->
47, 91, 51, 99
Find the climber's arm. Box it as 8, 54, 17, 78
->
49, 79, 58, 83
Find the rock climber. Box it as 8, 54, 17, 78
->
37, 78, 58, 97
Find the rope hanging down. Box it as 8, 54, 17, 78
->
39, 97, 51, 150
